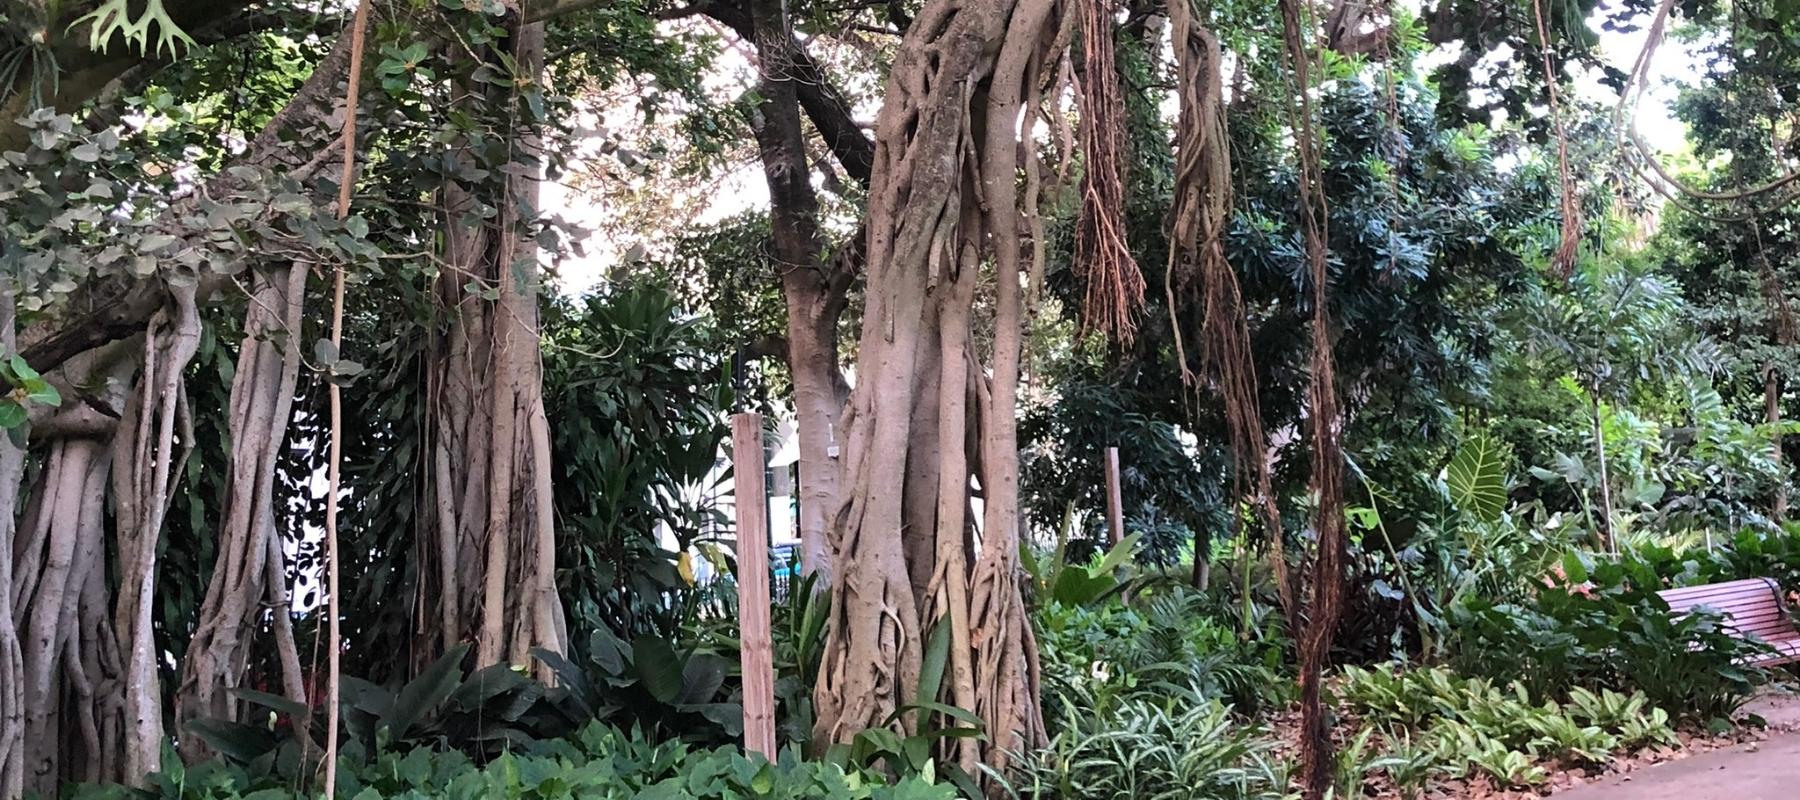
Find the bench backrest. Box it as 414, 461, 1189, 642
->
1658, 577, 1796, 643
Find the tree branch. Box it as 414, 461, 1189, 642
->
710, 0, 874, 185
21, 24, 363, 374
1, 0, 259, 152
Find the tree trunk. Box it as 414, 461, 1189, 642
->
13, 345, 135, 795
175, 267, 307, 757
0, 293, 29, 800
420, 21, 565, 675
112, 283, 203, 777
813, 0, 1065, 779
745, 0, 845, 587
789, 317, 845, 584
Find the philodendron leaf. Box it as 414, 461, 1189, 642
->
1447, 431, 1508, 523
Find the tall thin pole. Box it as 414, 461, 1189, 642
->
1104, 446, 1125, 546
732, 413, 776, 758
323, 3, 370, 796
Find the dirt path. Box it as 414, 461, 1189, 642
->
1551, 734, 1800, 800
1552, 693, 1800, 800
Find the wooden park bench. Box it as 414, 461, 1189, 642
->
1658, 578, 1800, 666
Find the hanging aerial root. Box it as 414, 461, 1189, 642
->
1531, 0, 1582, 278
1275, 0, 1347, 795
1164, 0, 1294, 615
112, 282, 202, 783
1074, 0, 1144, 343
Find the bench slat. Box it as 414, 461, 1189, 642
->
1657, 577, 1800, 667
1665, 588, 1776, 605
1662, 579, 1780, 602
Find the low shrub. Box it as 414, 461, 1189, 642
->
69, 724, 957, 800
1035, 588, 1286, 730
1340, 665, 1678, 791
1008, 699, 1284, 800
1619, 525, 1800, 596
1445, 552, 1767, 722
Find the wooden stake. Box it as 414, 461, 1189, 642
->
731, 413, 776, 758
1104, 446, 1125, 546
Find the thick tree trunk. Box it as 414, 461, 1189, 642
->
0, 294, 29, 800
175, 267, 306, 756
745, 0, 846, 586
813, 0, 1064, 777
789, 322, 844, 584
966, 4, 1057, 761
12, 345, 135, 796
420, 21, 565, 675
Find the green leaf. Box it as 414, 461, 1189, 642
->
1094, 531, 1142, 577
917, 620, 951, 705
1447, 431, 1508, 522
380, 642, 469, 741
185, 718, 277, 764
27, 383, 60, 407
1561, 551, 1589, 585
676, 653, 727, 704
9, 356, 39, 382
633, 636, 684, 704
138, 233, 180, 253
1049, 566, 1115, 607
0, 402, 26, 429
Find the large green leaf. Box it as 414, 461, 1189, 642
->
380, 642, 469, 741
185, 718, 277, 764
634, 636, 685, 704
676, 653, 727, 704
1446, 432, 1508, 522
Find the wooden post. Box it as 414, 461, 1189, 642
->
732, 413, 777, 759
1105, 446, 1125, 546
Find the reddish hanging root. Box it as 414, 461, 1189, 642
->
1275, 0, 1347, 795
1074, 0, 1144, 343
1532, 0, 1582, 278
1164, 0, 1294, 614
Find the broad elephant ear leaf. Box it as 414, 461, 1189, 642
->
633, 635, 685, 704
1446, 432, 1508, 522
676, 653, 727, 705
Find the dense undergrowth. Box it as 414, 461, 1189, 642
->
69, 725, 954, 800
